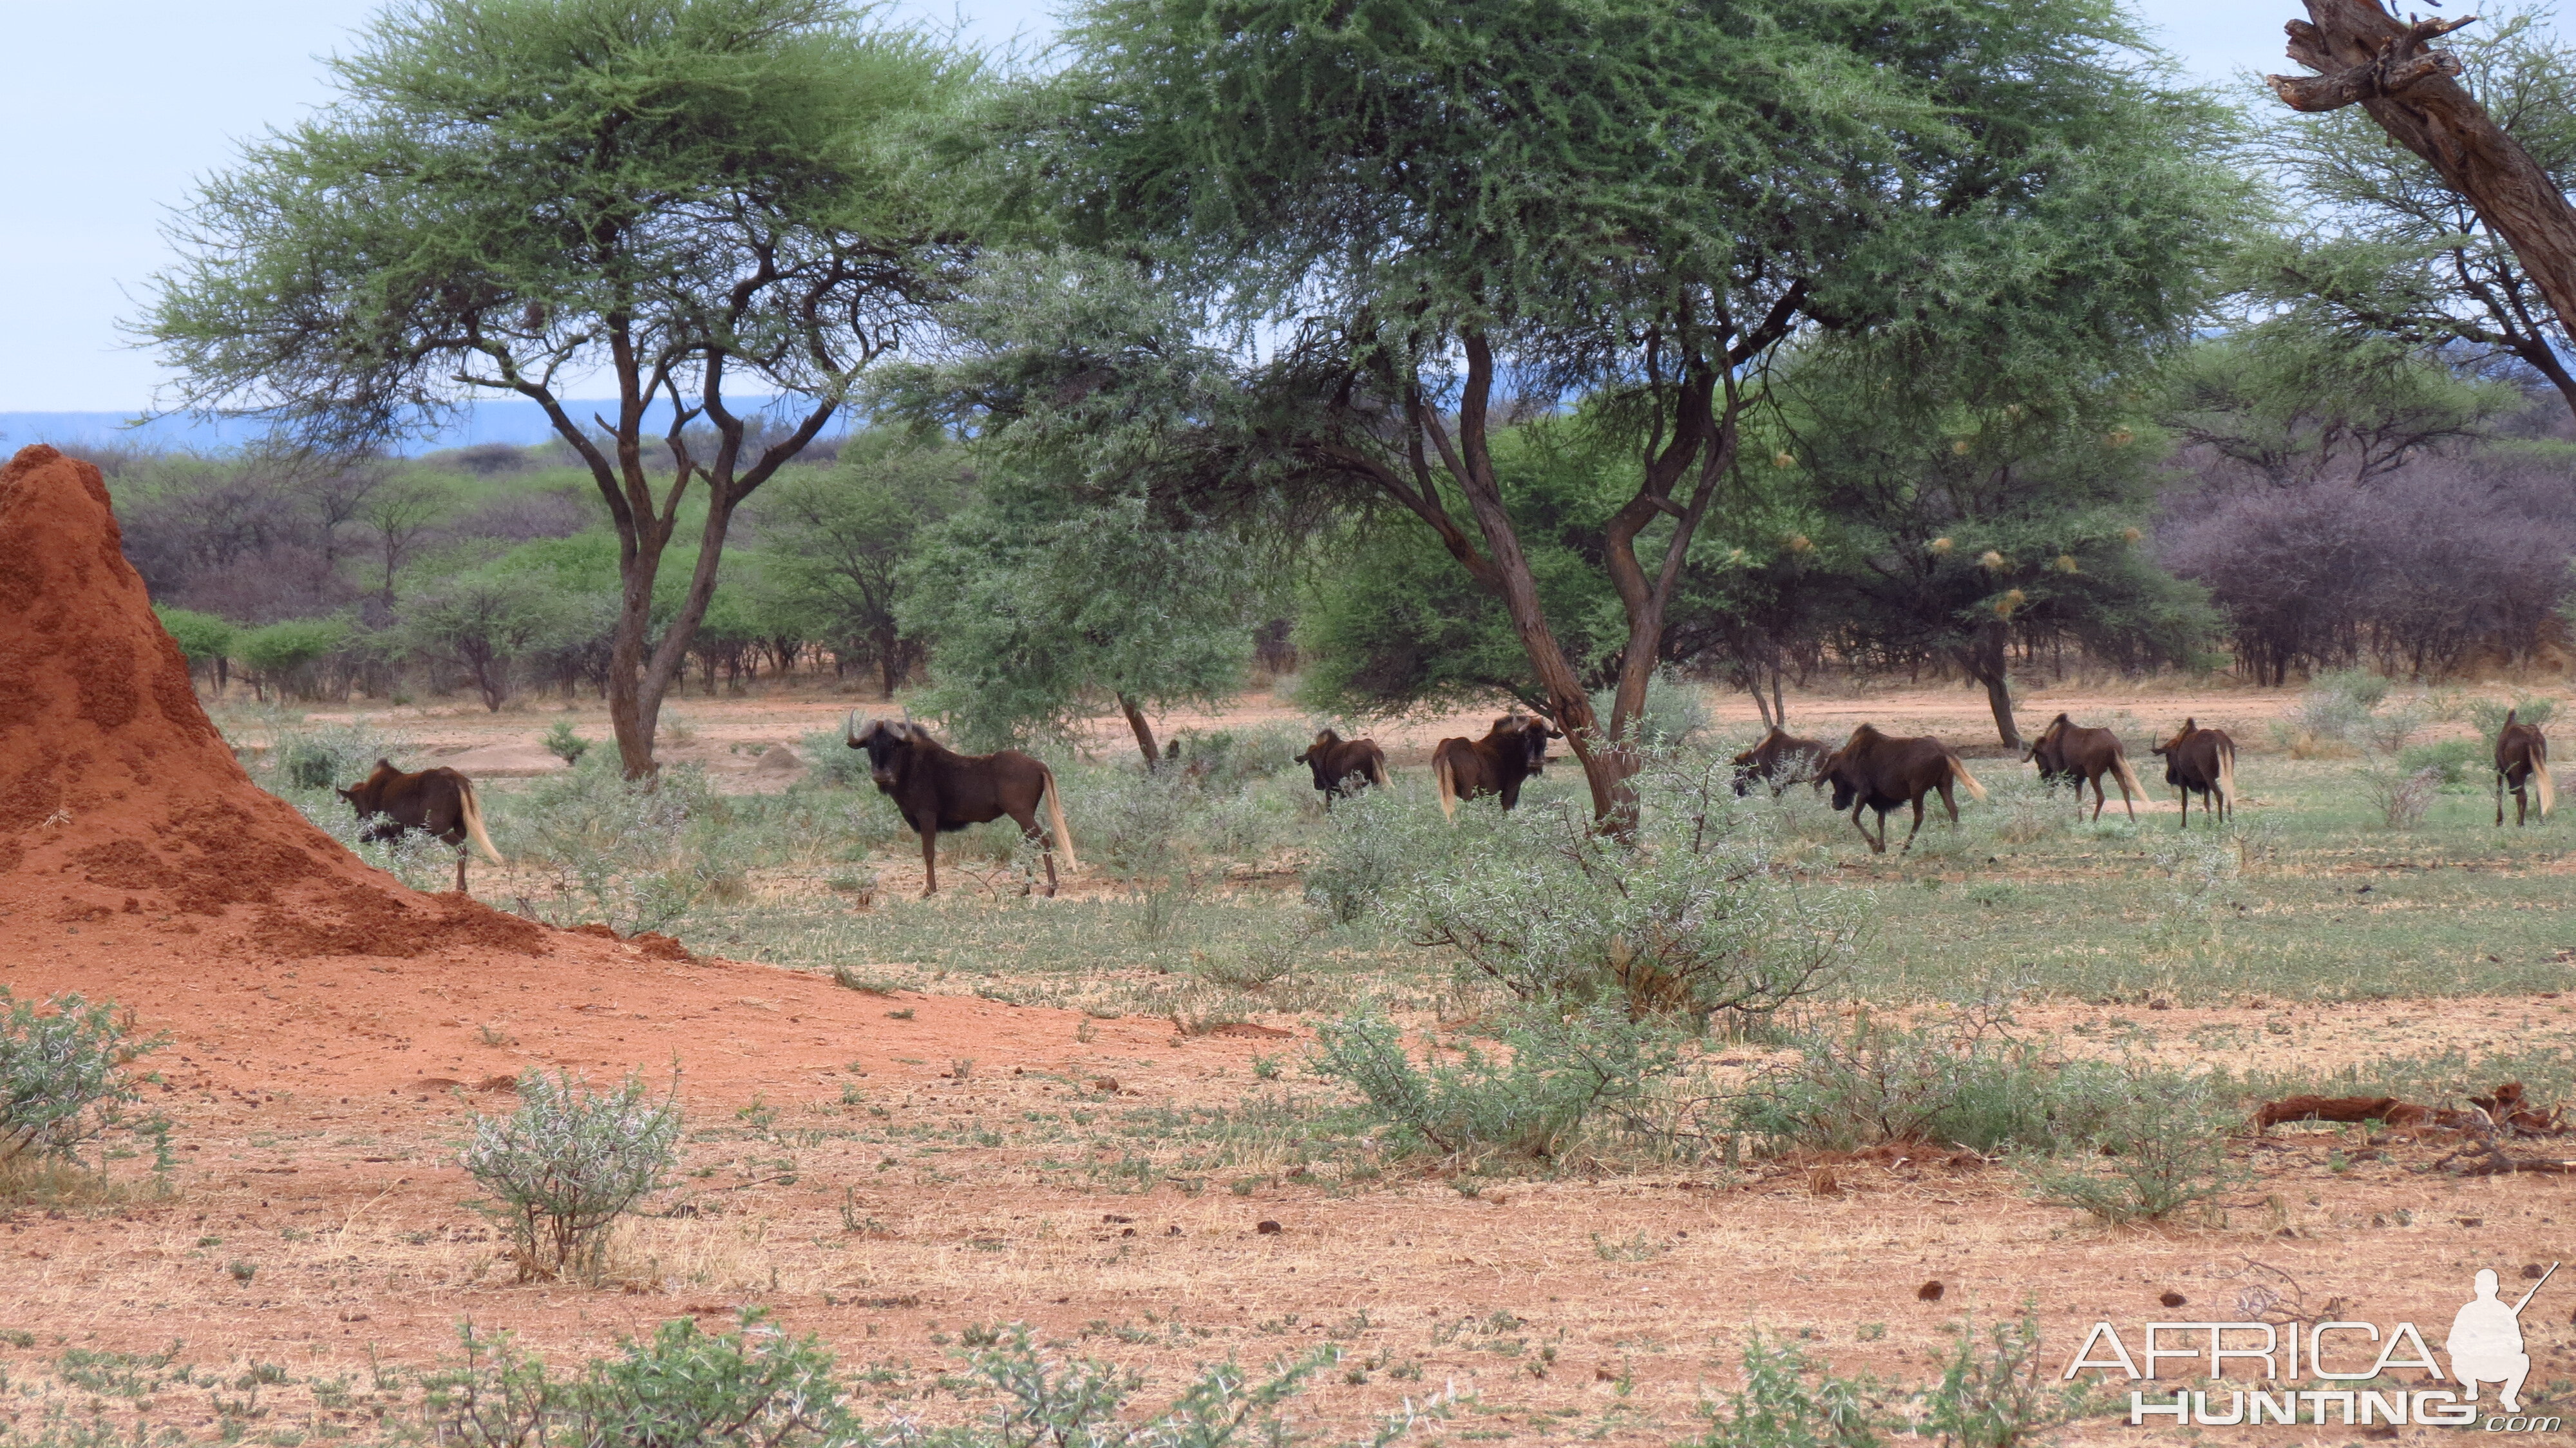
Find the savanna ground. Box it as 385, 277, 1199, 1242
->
9, 676, 2576, 1446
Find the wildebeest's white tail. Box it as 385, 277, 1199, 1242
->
1040, 765, 1079, 871
1435, 750, 1459, 821
1365, 748, 1390, 789
1949, 756, 1987, 803
2110, 750, 2146, 803
458, 778, 505, 865
2534, 738, 2555, 822
2215, 738, 2239, 812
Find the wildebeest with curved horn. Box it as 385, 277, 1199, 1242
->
337, 760, 504, 892
844, 714, 1077, 897
1730, 727, 1830, 797
1432, 713, 1560, 819
2023, 713, 2146, 823
1292, 729, 1389, 805
2149, 718, 2237, 828
1813, 724, 1987, 854
2495, 708, 2554, 827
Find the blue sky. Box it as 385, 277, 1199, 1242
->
0, 0, 2439, 412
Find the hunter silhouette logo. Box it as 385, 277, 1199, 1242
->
2065, 1261, 2562, 1429
2450, 1263, 2553, 1414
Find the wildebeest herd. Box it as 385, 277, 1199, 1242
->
332, 703, 2558, 894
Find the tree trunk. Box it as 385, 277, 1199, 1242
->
875, 627, 903, 700
2272, 1, 2576, 340
1117, 692, 1160, 770
1959, 631, 2020, 749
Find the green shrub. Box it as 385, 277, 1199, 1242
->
799, 727, 876, 790
1402, 745, 1857, 1019
425, 1315, 1435, 1448
1918, 1311, 2072, 1448
0, 992, 169, 1170
2020, 1070, 2239, 1226
1683, 1333, 1883, 1448
2469, 695, 2556, 741
1313, 1007, 1712, 1163
462, 1071, 681, 1282
1732, 1014, 2114, 1157
234, 617, 354, 700
153, 605, 234, 665
1302, 786, 1446, 925
1164, 722, 1309, 789
542, 719, 591, 765
2398, 736, 2486, 787
498, 756, 748, 934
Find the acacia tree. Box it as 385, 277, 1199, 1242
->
879, 258, 1276, 763
144, 0, 974, 776
1767, 340, 2217, 747
752, 432, 969, 698
1022, 0, 2244, 821
2270, 0, 2576, 352
2252, 8, 2576, 417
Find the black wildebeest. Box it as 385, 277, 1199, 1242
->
2495, 708, 2555, 827
1814, 724, 1987, 854
844, 714, 1077, 897
336, 760, 504, 891
1292, 729, 1389, 805
1730, 727, 1830, 797
2150, 718, 2237, 828
1432, 714, 1560, 819
2023, 713, 2146, 823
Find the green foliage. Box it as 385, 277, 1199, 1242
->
151, 605, 234, 664
1757, 334, 2217, 727
2244, 5, 2576, 415
1590, 669, 1712, 748
2161, 325, 2516, 487
232, 617, 353, 700
542, 719, 591, 766
1312, 1007, 1707, 1163
1294, 422, 1623, 718
751, 430, 970, 696
903, 488, 1268, 754
2020, 1071, 2240, 1225
1300, 786, 1448, 926
462, 1071, 681, 1282
390, 569, 582, 711
1400, 746, 1857, 1019
2469, 694, 2557, 741
427, 1315, 1432, 1448
0, 991, 169, 1170
871, 254, 1282, 756
2400, 737, 2487, 787
1918, 1311, 2072, 1448
1732, 1014, 2116, 1158
496, 754, 752, 936
1684, 1334, 1884, 1448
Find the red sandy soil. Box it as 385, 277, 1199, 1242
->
10, 440, 2576, 1444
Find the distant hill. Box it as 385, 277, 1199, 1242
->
0, 395, 848, 457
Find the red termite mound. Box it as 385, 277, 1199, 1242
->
0, 444, 545, 962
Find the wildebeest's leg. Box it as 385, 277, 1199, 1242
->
2517, 779, 2530, 828
1937, 781, 1958, 826
918, 823, 940, 898
1007, 806, 1057, 897
2088, 772, 2107, 823
1849, 803, 1882, 853
455, 844, 468, 893
2177, 788, 2190, 830
1899, 796, 1929, 853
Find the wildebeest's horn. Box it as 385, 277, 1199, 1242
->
845, 709, 862, 745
